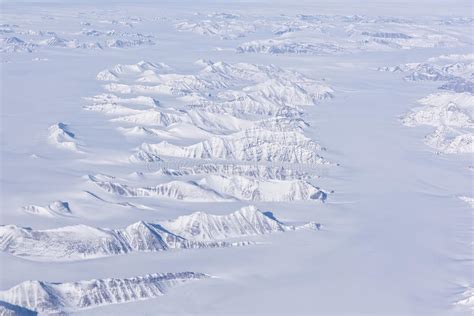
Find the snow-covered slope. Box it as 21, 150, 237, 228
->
402, 98, 473, 129
97, 61, 171, 81
385, 55, 474, 155
4, 3, 471, 315
47, 123, 82, 152
424, 127, 473, 154
0, 272, 208, 314
458, 196, 474, 208
379, 55, 473, 87
85, 93, 159, 107
21, 201, 72, 217
454, 287, 474, 310
0, 301, 36, 316
175, 14, 256, 40
137, 129, 327, 164
237, 39, 343, 55
88, 175, 231, 202
0, 36, 37, 53
90, 173, 326, 202
401, 92, 473, 154
154, 163, 311, 180
0, 222, 231, 261
199, 175, 327, 202
104, 74, 224, 96
161, 205, 320, 241
0, 206, 318, 261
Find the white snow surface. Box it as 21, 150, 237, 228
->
1, 0, 472, 315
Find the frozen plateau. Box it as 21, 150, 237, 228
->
0, 0, 473, 315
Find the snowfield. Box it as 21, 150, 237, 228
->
0, 0, 472, 315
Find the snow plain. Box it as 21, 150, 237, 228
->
0, 0, 473, 315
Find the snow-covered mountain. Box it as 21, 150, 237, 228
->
0, 206, 318, 261
406, 92, 474, 155
0, 272, 208, 314
90, 173, 326, 202
424, 127, 473, 154
0, 221, 231, 261
199, 175, 327, 202
0, 206, 319, 261
237, 39, 343, 55
175, 16, 256, 40
136, 129, 327, 164
97, 61, 172, 81
384, 55, 474, 154
21, 201, 72, 217
0, 36, 37, 53
48, 123, 82, 152
3, 4, 471, 315
89, 175, 231, 202
161, 205, 320, 241
154, 163, 311, 180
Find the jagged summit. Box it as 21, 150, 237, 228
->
136, 129, 327, 164
160, 205, 289, 241
199, 175, 328, 202
0, 206, 319, 262
88, 174, 232, 202
0, 272, 209, 314
154, 163, 312, 180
